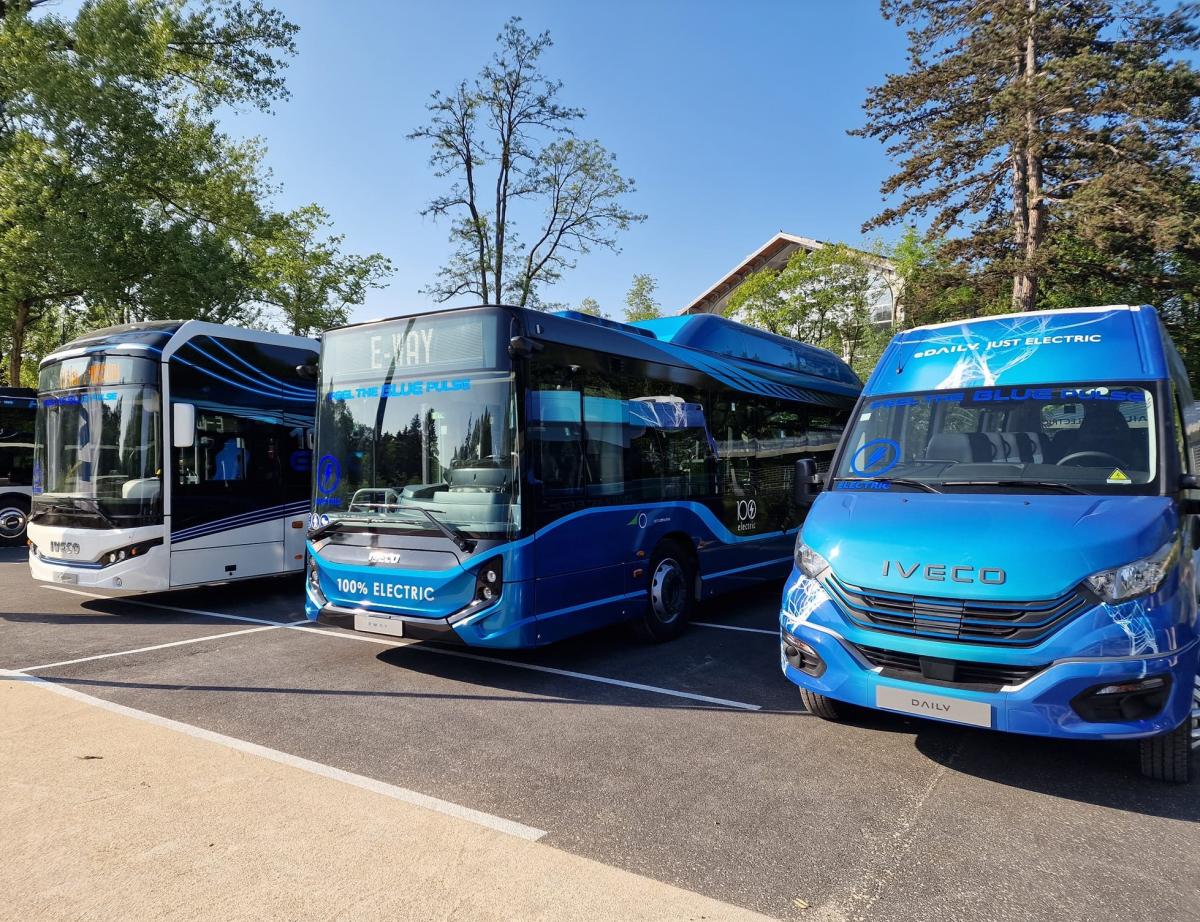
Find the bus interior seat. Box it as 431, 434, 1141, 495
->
926, 431, 1050, 464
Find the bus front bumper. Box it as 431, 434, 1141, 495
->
780, 620, 1199, 741
305, 579, 538, 648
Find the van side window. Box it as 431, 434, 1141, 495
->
1172, 388, 1190, 474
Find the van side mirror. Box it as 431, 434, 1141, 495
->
793, 458, 820, 506
173, 402, 196, 449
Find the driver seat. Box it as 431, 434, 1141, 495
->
1052, 403, 1134, 466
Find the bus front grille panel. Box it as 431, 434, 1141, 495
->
823, 574, 1091, 646
851, 643, 1047, 691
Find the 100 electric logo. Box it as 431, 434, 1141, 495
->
736, 500, 757, 532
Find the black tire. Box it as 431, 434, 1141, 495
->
0, 495, 30, 547
1139, 673, 1199, 783
632, 540, 695, 642
799, 686, 844, 720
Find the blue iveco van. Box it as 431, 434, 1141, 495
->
780, 306, 1200, 782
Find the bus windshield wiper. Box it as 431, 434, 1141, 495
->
941, 479, 1089, 495
415, 508, 476, 553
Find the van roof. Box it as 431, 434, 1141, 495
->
866, 305, 1172, 394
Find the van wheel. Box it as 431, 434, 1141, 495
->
1139, 673, 1199, 783
799, 687, 844, 720
632, 540, 694, 642
0, 496, 30, 546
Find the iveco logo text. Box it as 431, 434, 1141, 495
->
50, 541, 80, 556
367, 551, 402, 565
881, 560, 1006, 584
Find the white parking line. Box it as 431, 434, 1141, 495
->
41, 587, 761, 711
692, 621, 777, 636
15, 621, 309, 673
44, 585, 294, 627
1, 669, 546, 842
290, 625, 761, 711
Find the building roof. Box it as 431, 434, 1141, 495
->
680, 232, 897, 316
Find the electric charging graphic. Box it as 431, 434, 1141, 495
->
849, 438, 900, 477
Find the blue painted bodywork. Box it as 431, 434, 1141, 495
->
781, 305, 1200, 741
307, 307, 856, 648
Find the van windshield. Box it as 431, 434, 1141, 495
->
833, 384, 1158, 494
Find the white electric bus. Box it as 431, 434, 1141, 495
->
28, 321, 318, 591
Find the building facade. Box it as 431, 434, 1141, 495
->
680, 232, 901, 327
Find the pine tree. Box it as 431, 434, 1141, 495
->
855, 0, 1200, 312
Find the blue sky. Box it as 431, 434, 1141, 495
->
220, 0, 911, 322
49, 0, 910, 320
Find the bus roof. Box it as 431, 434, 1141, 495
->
538, 308, 861, 404
865, 305, 1173, 394
331, 305, 861, 405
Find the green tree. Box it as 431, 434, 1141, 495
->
623, 273, 661, 322
726, 244, 890, 377
410, 18, 644, 308
250, 205, 392, 336
0, 0, 388, 381
576, 296, 602, 316
855, 0, 1200, 313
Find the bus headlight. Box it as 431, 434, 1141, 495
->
474, 558, 503, 604
795, 542, 831, 579
1086, 537, 1179, 603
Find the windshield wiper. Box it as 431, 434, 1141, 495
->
837, 477, 941, 494
941, 479, 1089, 495
415, 508, 476, 553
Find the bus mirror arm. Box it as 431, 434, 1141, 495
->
508, 336, 544, 359
1178, 474, 1200, 522
793, 458, 820, 506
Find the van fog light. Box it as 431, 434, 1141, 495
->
782, 631, 826, 677
1072, 674, 1171, 723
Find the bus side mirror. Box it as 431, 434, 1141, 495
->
1179, 473, 1200, 519
793, 458, 819, 506
173, 403, 196, 449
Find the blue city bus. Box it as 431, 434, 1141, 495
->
779, 306, 1200, 781
305, 305, 861, 648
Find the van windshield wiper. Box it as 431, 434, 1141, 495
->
834, 477, 941, 494
941, 479, 1089, 495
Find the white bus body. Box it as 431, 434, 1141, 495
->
28, 321, 317, 591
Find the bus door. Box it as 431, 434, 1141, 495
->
526, 387, 630, 643
169, 403, 289, 585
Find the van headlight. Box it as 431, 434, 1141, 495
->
1086, 537, 1179, 603
795, 542, 832, 579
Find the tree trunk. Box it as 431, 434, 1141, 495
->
1011, 0, 1041, 313
8, 298, 30, 386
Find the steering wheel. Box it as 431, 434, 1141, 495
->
1056, 450, 1126, 468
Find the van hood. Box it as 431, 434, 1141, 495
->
803, 492, 1178, 600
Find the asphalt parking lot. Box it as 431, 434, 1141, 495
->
2, 545, 1197, 922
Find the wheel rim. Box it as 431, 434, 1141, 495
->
1191, 673, 1199, 750
650, 557, 687, 624
0, 506, 26, 540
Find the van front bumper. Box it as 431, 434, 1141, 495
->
780, 620, 1199, 740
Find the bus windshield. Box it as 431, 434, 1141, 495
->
315, 312, 519, 541
34, 355, 163, 527
834, 383, 1159, 494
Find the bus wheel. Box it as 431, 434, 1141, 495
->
798, 687, 844, 720
1139, 672, 1199, 783
0, 497, 29, 546
634, 541, 695, 642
